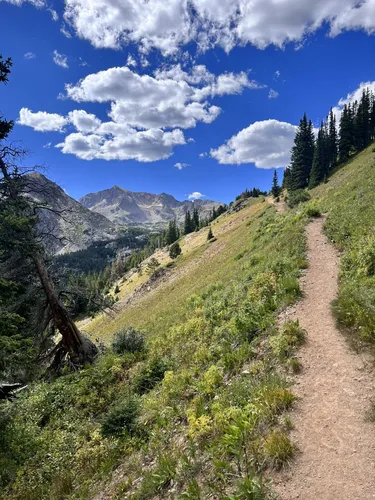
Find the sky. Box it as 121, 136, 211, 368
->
1, 1, 375, 204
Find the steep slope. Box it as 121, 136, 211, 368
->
1, 197, 308, 499
79, 185, 222, 226
27, 173, 120, 254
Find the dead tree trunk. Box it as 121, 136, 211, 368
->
33, 253, 98, 366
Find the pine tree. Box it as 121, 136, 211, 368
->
207, 226, 214, 241
289, 113, 315, 190
271, 170, 281, 198
169, 242, 181, 259
166, 219, 178, 245
184, 210, 194, 235
328, 108, 338, 170
370, 90, 375, 141
309, 123, 329, 188
339, 104, 352, 161
193, 206, 200, 231
354, 88, 371, 150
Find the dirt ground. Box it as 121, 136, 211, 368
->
274, 218, 375, 499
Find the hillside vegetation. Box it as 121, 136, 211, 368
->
1, 195, 308, 498
2, 143, 375, 499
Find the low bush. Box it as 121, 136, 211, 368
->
133, 358, 171, 395
262, 430, 295, 469
111, 326, 145, 354
287, 189, 311, 208
304, 202, 321, 218
101, 396, 140, 437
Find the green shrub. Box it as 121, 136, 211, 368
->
287, 189, 310, 208
112, 326, 145, 354
101, 396, 140, 437
304, 203, 321, 218
134, 358, 170, 395
114, 285, 120, 294
169, 242, 181, 259
262, 430, 295, 469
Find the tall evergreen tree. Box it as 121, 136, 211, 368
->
184, 210, 194, 235
271, 170, 281, 197
328, 108, 338, 170
192, 206, 200, 230
370, 90, 375, 141
339, 104, 353, 162
309, 123, 329, 189
289, 113, 315, 190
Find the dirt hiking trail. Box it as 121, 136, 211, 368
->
274, 217, 375, 500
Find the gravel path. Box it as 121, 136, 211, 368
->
274, 217, 375, 500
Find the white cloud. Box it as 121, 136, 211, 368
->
56, 127, 185, 162
3, 0, 45, 6
68, 109, 101, 133
268, 89, 279, 99
187, 137, 195, 142
24, 52, 36, 59
7, 1, 375, 55
64, 65, 256, 130
43, 142, 52, 148
211, 119, 297, 169
126, 54, 137, 67
61, 24, 72, 38
53, 50, 69, 68
48, 7, 58, 21
79, 57, 88, 67
275, 70, 281, 79
58, 0, 375, 55
199, 152, 208, 158
188, 191, 204, 200
18, 62, 263, 162
174, 162, 190, 170
18, 108, 69, 132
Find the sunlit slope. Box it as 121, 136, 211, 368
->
85, 199, 271, 342
312, 144, 375, 343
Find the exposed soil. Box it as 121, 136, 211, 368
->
274, 217, 375, 499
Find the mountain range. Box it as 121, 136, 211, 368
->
79, 186, 221, 226
29, 174, 221, 254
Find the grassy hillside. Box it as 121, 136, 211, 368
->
1, 197, 309, 499
311, 144, 375, 347
4, 143, 375, 499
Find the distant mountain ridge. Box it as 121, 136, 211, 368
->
27, 173, 120, 254
79, 185, 222, 226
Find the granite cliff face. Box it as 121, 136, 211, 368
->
79, 185, 222, 226
27, 173, 119, 254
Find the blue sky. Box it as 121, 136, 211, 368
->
1, 0, 375, 204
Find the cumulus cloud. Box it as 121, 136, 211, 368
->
58, 0, 375, 55
174, 162, 190, 170
7, 1, 375, 55
53, 50, 69, 68
18, 108, 69, 132
64, 65, 257, 130
211, 119, 297, 169
56, 127, 185, 162
24, 52, 36, 59
126, 54, 137, 67
268, 89, 279, 99
18, 62, 263, 162
188, 191, 204, 200
67, 109, 101, 133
